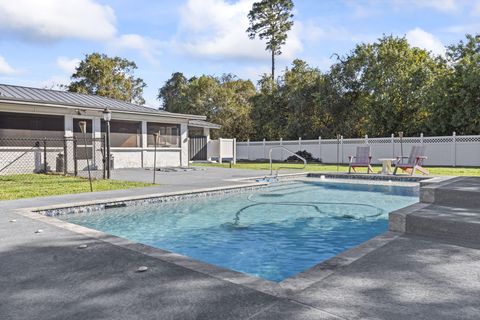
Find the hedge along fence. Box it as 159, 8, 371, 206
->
236, 133, 480, 167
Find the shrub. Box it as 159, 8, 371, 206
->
286, 150, 320, 162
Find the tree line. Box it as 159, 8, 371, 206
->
158, 34, 479, 140
66, 34, 479, 141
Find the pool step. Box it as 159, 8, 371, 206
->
390, 177, 480, 244
420, 177, 480, 209
405, 205, 480, 243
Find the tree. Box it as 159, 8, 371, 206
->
425, 34, 480, 135
157, 72, 188, 111
157, 73, 256, 140
251, 73, 291, 139
68, 53, 147, 105
278, 59, 325, 139
247, 0, 294, 82
325, 36, 444, 137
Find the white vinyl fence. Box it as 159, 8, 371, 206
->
207, 138, 236, 164
237, 133, 480, 167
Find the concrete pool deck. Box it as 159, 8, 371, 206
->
1, 170, 480, 319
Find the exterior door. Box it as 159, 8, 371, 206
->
189, 136, 207, 160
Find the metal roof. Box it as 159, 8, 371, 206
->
188, 119, 221, 129
0, 83, 205, 120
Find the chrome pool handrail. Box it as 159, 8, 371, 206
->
269, 146, 307, 176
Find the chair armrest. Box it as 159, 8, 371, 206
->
415, 156, 427, 165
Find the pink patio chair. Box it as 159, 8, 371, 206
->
393, 145, 429, 175
348, 146, 373, 174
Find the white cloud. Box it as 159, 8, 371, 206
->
108, 34, 160, 64
56, 57, 80, 74
242, 65, 271, 80
38, 75, 71, 89
343, 0, 382, 18
0, 55, 18, 75
406, 28, 446, 56
0, 1, 160, 64
443, 23, 480, 34
300, 21, 373, 44
472, 1, 480, 15
395, 0, 459, 12
175, 0, 302, 61
0, 0, 116, 41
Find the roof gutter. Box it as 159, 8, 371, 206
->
0, 99, 207, 121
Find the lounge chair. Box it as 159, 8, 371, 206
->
393, 145, 429, 175
348, 146, 373, 173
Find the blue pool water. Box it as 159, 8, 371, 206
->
60, 180, 419, 282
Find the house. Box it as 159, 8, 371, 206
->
0, 83, 221, 173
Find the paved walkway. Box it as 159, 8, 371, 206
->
111, 166, 272, 186
0, 167, 270, 211
1, 170, 480, 319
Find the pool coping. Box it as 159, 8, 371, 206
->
14, 177, 423, 298
33, 182, 269, 216
14, 204, 403, 297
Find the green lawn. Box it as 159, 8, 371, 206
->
192, 162, 480, 176
0, 174, 151, 201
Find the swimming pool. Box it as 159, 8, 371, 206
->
60, 180, 419, 282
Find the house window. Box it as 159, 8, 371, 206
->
0, 112, 64, 145
147, 122, 180, 147
101, 120, 141, 148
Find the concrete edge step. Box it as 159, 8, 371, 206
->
420, 177, 480, 209
405, 210, 480, 243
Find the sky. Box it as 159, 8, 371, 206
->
0, 0, 479, 108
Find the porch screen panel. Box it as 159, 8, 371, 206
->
73, 119, 93, 159
73, 119, 92, 137
147, 123, 180, 147
102, 120, 141, 148
0, 112, 64, 145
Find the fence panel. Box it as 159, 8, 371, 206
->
220, 139, 235, 158
189, 136, 207, 160
0, 137, 106, 178
236, 134, 480, 167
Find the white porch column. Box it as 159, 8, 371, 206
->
64, 115, 74, 137
203, 127, 211, 141
93, 117, 101, 138
180, 123, 189, 166
141, 121, 147, 168
203, 127, 211, 161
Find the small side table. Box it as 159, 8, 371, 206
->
378, 158, 396, 175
